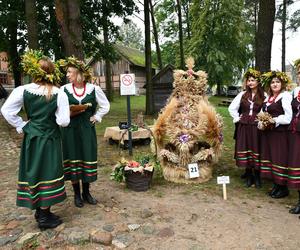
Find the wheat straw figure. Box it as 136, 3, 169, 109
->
153, 57, 223, 183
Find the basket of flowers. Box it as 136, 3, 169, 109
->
111, 155, 154, 192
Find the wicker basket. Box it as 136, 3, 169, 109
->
125, 170, 153, 192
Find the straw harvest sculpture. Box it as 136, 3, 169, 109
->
152, 58, 223, 183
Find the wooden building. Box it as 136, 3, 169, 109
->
152, 64, 174, 113
89, 44, 156, 94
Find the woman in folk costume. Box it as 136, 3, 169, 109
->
258, 71, 292, 199
288, 59, 300, 215
59, 56, 110, 208
1, 50, 70, 230
228, 69, 265, 188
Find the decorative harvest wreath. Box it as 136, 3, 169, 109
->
58, 56, 93, 82
261, 71, 291, 87
243, 68, 261, 80
21, 50, 62, 84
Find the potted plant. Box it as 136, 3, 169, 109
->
111, 155, 155, 192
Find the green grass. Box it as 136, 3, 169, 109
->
97, 95, 298, 203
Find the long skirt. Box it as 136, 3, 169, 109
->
260, 129, 288, 185
287, 131, 300, 189
17, 134, 66, 209
235, 123, 260, 169
62, 124, 98, 183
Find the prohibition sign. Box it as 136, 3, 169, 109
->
122, 74, 133, 86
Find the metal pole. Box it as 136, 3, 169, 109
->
127, 95, 133, 155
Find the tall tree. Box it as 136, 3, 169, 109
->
55, 0, 84, 59
189, 0, 252, 94
145, 0, 154, 115
149, 0, 162, 69
255, 0, 275, 72
176, 0, 184, 69
118, 21, 144, 51
25, 0, 38, 49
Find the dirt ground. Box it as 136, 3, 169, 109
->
0, 116, 300, 250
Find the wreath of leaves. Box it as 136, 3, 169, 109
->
243, 68, 261, 80
21, 50, 62, 84
261, 71, 291, 87
58, 56, 92, 82
294, 58, 300, 70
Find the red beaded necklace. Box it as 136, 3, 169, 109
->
267, 94, 279, 104
72, 83, 86, 97
297, 90, 300, 102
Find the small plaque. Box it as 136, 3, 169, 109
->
217, 176, 230, 184
188, 163, 200, 178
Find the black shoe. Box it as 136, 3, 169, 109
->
271, 186, 289, 199
254, 170, 262, 188
268, 184, 279, 196
74, 194, 84, 208
34, 208, 60, 221
82, 182, 97, 205
245, 175, 254, 188
38, 208, 62, 230
289, 203, 300, 214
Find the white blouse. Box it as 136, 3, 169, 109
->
1, 83, 70, 133
264, 91, 292, 126
228, 91, 268, 123
61, 83, 110, 122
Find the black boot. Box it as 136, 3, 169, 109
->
254, 169, 262, 188
245, 168, 254, 188
289, 191, 300, 214
268, 183, 280, 196
72, 182, 84, 208
271, 184, 289, 199
38, 207, 62, 230
34, 207, 60, 221
82, 182, 97, 205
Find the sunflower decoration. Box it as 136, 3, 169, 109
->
58, 56, 92, 82
243, 68, 261, 80
261, 71, 291, 88
21, 50, 62, 84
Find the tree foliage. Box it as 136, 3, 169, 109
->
189, 0, 252, 90
118, 21, 144, 51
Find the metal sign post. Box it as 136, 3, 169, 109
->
120, 73, 136, 156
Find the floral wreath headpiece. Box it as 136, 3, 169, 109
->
58, 56, 92, 82
294, 58, 300, 70
261, 71, 291, 87
243, 68, 261, 80
21, 50, 62, 84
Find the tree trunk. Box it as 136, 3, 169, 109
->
282, 0, 286, 72
183, 1, 191, 39
254, 0, 258, 68
25, 0, 38, 49
176, 0, 185, 69
255, 0, 275, 72
145, 0, 154, 115
8, 16, 21, 87
55, 0, 84, 59
103, 21, 113, 101
149, 0, 162, 70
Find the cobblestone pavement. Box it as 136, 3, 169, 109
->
1, 115, 300, 250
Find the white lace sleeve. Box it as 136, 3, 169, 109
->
273, 91, 292, 126
1, 86, 27, 133
93, 85, 110, 122
228, 91, 244, 123
55, 89, 70, 127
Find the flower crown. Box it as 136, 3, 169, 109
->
294, 58, 300, 70
58, 56, 92, 82
21, 50, 62, 84
243, 68, 261, 80
261, 71, 291, 87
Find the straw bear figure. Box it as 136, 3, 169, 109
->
153, 57, 223, 183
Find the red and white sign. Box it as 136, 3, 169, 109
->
120, 73, 136, 95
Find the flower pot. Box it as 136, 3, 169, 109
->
125, 170, 153, 192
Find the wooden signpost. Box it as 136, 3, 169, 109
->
217, 176, 230, 200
